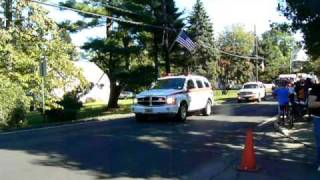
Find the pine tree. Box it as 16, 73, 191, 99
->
186, 0, 219, 80
61, 0, 145, 108
60, 0, 184, 107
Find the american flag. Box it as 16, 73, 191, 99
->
176, 31, 196, 52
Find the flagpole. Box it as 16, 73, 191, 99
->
168, 29, 184, 53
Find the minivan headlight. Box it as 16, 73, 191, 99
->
166, 96, 176, 105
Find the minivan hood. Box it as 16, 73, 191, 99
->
137, 89, 184, 97
239, 88, 258, 93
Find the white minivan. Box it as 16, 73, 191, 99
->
132, 74, 214, 121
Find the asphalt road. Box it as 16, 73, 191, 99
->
0, 100, 302, 180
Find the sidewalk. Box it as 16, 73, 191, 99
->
274, 117, 315, 148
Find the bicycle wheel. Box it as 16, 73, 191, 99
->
279, 109, 285, 126
286, 106, 294, 129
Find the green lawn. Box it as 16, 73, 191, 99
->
24, 91, 236, 128
214, 90, 238, 103
25, 99, 134, 127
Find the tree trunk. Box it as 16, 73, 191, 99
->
107, 80, 122, 109
162, 0, 170, 74
4, 0, 13, 29
164, 31, 170, 74
153, 33, 160, 77
123, 36, 130, 70
105, 0, 113, 38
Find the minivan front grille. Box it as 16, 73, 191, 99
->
137, 96, 166, 106
240, 92, 253, 95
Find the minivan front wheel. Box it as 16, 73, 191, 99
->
176, 103, 187, 122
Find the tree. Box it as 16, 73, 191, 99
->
279, 0, 320, 59
1, 0, 13, 29
186, 0, 219, 81
0, 75, 28, 128
0, 0, 86, 111
60, 0, 184, 108
259, 23, 297, 82
218, 25, 255, 85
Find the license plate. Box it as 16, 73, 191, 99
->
145, 108, 153, 113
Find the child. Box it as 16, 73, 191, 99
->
273, 81, 290, 124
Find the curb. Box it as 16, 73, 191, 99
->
273, 121, 315, 148
0, 113, 134, 135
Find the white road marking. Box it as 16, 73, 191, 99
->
257, 116, 278, 127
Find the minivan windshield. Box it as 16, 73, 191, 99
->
243, 84, 258, 89
152, 78, 185, 90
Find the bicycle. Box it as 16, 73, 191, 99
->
278, 103, 294, 129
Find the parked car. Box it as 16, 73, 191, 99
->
237, 82, 266, 103
263, 83, 275, 95
119, 91, 134, 99
132, 74, 214, 122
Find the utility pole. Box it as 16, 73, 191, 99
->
290, 48, 297, 74
162, 0, 170, 73
4, 0, 13, 29
39, 55, 47, 121
254, 25, 259, 82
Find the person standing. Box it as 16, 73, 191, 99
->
288, 82, 295, 103
308, 84, 320, 171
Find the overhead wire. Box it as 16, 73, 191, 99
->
220, 50, 264, 60
31, 0, 264, 61
30, 0, 177, 32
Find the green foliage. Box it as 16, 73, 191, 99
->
0, 75, 28, 128
304, 58, 320, 75
0, 1, 87, 110
259, 23, 297, 82
186, 0, 219, 80
279, 0, 320, 59
46, 90, 83, 122
62, 0, 184, 108
218, 25, 255, 84
116, 65, 157, 92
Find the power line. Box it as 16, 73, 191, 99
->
99, 2, 140, 16
31, 0, 176, 32
31, 1, 264, 61
220, 50, 264, 60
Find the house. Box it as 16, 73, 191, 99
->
74, 61, 110, 104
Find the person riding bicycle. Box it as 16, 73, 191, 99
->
273, 81, 290, 125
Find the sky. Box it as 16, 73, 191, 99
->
46, 0, 290, 47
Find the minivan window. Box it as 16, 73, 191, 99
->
243, 84, 258, 89
196, 80, 204, 88
187, 80, 195, 89
204, 81, 210, 88
152, 78, 186, 90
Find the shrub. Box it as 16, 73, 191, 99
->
0, 76, 28, 128
46, 90, 82, 122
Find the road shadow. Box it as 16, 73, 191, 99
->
0, 118, 255, 179
213, 102, 277, 117
0, 116, 317, 179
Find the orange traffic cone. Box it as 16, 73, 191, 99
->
238, 128, 259, 171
